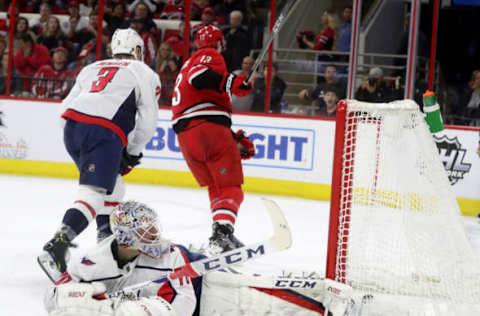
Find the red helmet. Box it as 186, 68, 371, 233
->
195, 25, 224, 49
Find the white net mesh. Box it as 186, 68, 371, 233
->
334, 100, 480, 304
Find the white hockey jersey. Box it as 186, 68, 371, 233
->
60, 59, 161, 156
44, 236, 196, 316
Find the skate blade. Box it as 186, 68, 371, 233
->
37, 252, 62, 283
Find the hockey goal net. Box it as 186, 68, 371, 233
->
326, 99, 480, 309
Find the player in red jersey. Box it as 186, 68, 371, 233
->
171, 25, 255, 254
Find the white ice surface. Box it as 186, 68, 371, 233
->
1, 174, 479, 315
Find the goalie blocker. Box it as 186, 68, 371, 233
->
47, 282, 177, 316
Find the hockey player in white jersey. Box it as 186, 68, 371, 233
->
38, 28, 161, 283
44, 201, 197, 316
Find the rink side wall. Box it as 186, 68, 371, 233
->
0, 98, 479, 216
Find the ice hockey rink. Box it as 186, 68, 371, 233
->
1, 174, 480, 315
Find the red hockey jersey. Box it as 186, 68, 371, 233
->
32, 65, 74, 99
171, 48, 232, 127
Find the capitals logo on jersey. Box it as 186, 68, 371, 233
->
434, 135, 472, 185
81, 257, 96, 266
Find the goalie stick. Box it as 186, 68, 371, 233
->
106, 198, 292, 299
246, 0, 303, 82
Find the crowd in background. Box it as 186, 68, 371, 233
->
0, 0, 479, 124
0, 0, 269, 103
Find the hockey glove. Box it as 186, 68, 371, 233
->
233, 129, 255, 160
50, 283, 114, 316
225, 73, 253, 97
119, 150, 143, 176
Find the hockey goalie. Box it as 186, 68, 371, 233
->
43, 199, 353, 316
43, 201, 199, 316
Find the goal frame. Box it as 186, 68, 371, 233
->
326, 100, 349, 282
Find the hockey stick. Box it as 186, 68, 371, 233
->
106, 198, 292, 299
246, 0, 303, 82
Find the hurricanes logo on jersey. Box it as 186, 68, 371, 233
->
433, 135, 471, 185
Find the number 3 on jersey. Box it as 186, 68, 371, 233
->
90, 67, 119, 92
172, 73, 183, 106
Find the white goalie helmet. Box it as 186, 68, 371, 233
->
110, 201, 170, 258
111, 28, 144, 61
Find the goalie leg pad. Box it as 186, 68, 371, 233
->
115, 297, 177, 316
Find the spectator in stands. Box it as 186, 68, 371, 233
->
36, 16, 67, 54
80, 0, 97, 17
336, 6, 351, 53
61, 1, 89, 35
22, 0, 38, 13
336, 6, 352, 71
463, 70, 480, 120
214, 0, 246, 26
14, 33, 51, 94
298, 64, 346, 103
231, 55, 257, 111
356, 67, 396, 103
300, 11, 337, 62
67, 42, 91, 75
52, 0, 69, 14
129, 1, 158, 34
32, 2, 53, 35
129, 0, 158, 17
192, 0, 211, 20
394, 12, 429, 76
160, 0, 186, 20
222, 10, 250, 72
0, 3, 20, 37
155, 42, 180, 105
0, 51, 20, 96
314, 85, 338, 117
74, 11, 108, 54
164, 20, 190, 60
130, 18, 157, 67
31, 46, 74, 99
13, 17, 37, 54
105, 2, 129, 35
251, 62, 287, 114
191, 7, 218, 38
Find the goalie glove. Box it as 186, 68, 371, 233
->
233, 129, 255, 160
49, 282, 114, 316
119, 150, 143, 176
225, 73, 253, 97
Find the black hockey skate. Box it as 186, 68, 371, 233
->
37, 231, 76, 283
207, 223, 244, 255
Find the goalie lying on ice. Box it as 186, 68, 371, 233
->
43, 201, 204, 316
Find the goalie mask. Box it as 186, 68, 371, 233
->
111, 28, 144, 61
110, 201, 169, 258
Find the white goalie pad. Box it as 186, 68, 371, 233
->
199, 271, 480, 316
199, 271, 355, 316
